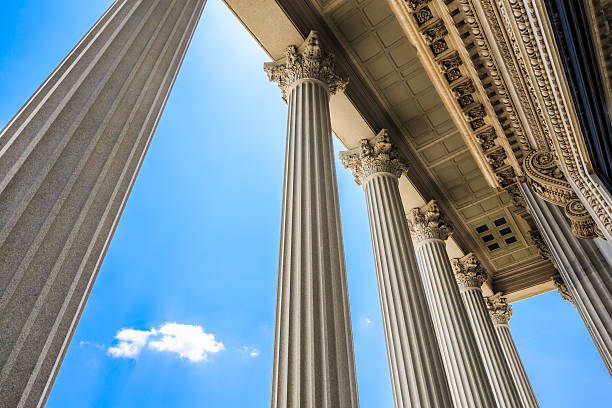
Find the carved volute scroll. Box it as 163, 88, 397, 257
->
486, 294, 513, 326
407, 200, 454, 242
451, 253, 488, 290
339, 129, 408, 185
264, 30, 348, 101
523, 150, 602, 240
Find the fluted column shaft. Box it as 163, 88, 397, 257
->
0, 1, 206, 406
487, 298, 539, 408
265, 32, 358, 408
340, 132, 452, 407
408, 202, 497, 408
519, 182, 612, 374
495, 326, 538, 406
452, 255, 525, 408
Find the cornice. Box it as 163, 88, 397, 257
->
387, 0, 520, 191
450, 0, 550, 154
482, 0, 612, 240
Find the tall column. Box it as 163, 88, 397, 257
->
339, 131, 452, 407
264, 31, 359, 408
0, 1, 206, 407
487, 296, 539, 407
451, 254, 526, 408
407, 201, 497, 408
519, 182, 612, 373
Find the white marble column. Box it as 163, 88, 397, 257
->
519, 182, 612, 374
407, 201, 497, 408
339, 131, 452, 407
452, 254, 526, 408
487, 296, 539, 407
264, 31, 359, 408
0, 1, 206, 406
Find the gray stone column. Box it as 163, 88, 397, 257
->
519, 182, 612, 374
487, 296, 539, 407
264, 31, 359, 408
452, 254, 526, 408
407, 201, 497, 408
0, 1, 206, 406
339, 131, 452, 408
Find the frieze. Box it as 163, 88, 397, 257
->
391, 0, 520, 193
482, 0, 612, 239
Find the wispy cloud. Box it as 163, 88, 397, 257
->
107, 323, 223, 362
240, 346, 260, 358
108, 328, 156, 358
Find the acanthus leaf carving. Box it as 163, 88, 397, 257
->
339, 129, 408, 185
264, 31, 348, 102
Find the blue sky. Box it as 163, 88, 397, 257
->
0, 0, 610, 406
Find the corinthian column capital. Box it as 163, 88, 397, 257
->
407, 200, 453, 242
553, 274, 574, 304
451, 253, 488, 290
339, 129, 408, 185
486, 295, 513, 326
263, 30, 348, 101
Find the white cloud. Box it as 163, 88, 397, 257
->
249, 348, 260, 358
148, 323, 224, 362
107, 323, 224, 362
107, 328, 156, 358
363, 317, 372, 324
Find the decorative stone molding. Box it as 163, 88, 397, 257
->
528, 230, 550, 261
564, 199, 604, 240
339, 129, 408, 185
451, 253, 488, 290
506, 183, 527, 210
486, 295, 513, 326
552, 274, 574, 305
453, 0, 547, 153
523, 150, 601, 240
523, 150, 574, 206
466, 0, 612, 241
264, 30, 348, 101
387, 0, 520, 192
407, 200, 453, 242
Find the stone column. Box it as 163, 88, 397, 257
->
0, 1, 206, 406
264, 31, 359, 408
487, 296, 539, 407
451, 254, 526, 408
407, 201, 497, 408
519, 182, 612, 374
339, 131, 452, 408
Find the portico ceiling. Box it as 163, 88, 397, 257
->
224, 0, 557, 300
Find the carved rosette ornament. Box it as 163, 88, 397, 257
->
523, 150, 602, 239
407, 200, 453, 242
263, 31, 348, 101
451, 253, 488, 290
486, 295, 513, 326
552, 275, 574, 305
339, 130, 408, 185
